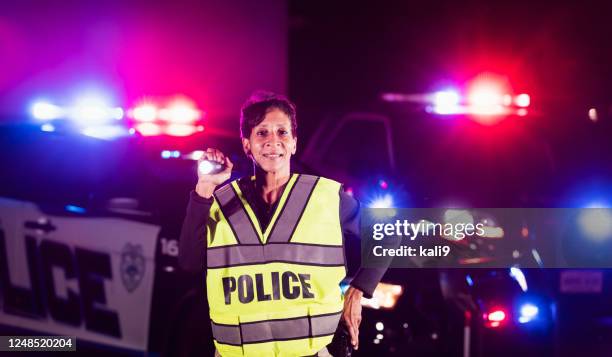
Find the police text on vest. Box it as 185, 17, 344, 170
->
222, 272, 315, 304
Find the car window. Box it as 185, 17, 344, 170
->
321, 116, 394, 178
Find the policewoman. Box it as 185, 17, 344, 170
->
179, 92, 388, 356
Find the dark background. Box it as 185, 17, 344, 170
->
1, 1, 612, 356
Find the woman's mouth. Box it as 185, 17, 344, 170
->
262, 153, 284, 159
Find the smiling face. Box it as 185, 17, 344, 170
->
242, 108, 297, 175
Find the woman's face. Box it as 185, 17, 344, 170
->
242, 108, 297, 175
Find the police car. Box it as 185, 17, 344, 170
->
299, 104, 559, 356
0, 120, 247, 356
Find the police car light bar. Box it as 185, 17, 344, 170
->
514, 93, 530, 108
32, 101, 64, 121
131, 103, 158, 122
158, 100, 201, 123
69, 95, 124, 124
165, 124, 200, 137
433, 90, 461, 114
81, 125, 130, 140
382, 76, 530, 118
31, 96, 123, 124
129, 98, 202, 124
31, 93, 206, 137
136, 123, 162, 136
128, 97, 204, 137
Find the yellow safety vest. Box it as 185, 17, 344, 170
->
206, 174, 346, 356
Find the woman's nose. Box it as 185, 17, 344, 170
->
265, 134, 282, 146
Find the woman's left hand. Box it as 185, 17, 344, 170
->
342, 286, 363, 350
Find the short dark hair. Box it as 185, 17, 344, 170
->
240, 91, 297, 138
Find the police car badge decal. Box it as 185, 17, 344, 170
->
120, 243, 145, 293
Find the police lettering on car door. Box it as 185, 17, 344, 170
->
0, 197, 159, 352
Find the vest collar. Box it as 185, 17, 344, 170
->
214, 174, 319, 245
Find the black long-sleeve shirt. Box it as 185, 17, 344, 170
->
178, 179, 388, 298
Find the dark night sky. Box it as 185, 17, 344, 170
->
288, 0, 612, 205
0, 0, 288, 122
1, 0, 611, 143
289, 0, 612, 136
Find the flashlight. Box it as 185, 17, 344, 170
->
198, 160, 225, 175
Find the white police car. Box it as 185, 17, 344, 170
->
0, 122, 245, 356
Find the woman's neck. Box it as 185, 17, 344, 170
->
254, 167, 291, 205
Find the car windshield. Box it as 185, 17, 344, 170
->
0, 123, 247, 217
390, 112, 556, 207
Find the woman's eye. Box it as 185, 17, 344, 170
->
278, 129, 288, 136
257, 130, 267, 136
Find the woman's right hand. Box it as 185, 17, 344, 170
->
195, 148, 233, 198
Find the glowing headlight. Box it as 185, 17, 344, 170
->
518, 303, 539, 324
578, 208, 612, 242
361, 283, 403, 310
367, 193, 394, 209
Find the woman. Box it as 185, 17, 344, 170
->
179, 92, 387, 356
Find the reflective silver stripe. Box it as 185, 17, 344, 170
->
267, 175, 319, 243
211, 322, 242, 346
311, 313, 342, 336
242, 316, 309, 343
207, 243, 344, 268
212, 312, 341, 345
214, 183, 261, 245
207, 245, 265, 268
265, 243, 344, 266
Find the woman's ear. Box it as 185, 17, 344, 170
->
242, 137, 251, 156
291, 137, 297, 155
